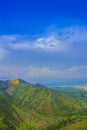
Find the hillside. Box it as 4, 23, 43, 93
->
0, 90, 56, 129
53, 86, 87, 103
0, 78, 87, 129
0, 92, 26, 129
5, 79, 87, 117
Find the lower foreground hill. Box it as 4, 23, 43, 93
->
0, 78, 87, 129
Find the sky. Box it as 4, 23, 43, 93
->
0, 0, 87, 84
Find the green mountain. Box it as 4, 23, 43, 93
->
4, 79, 87, 116
0, 78, 87, 129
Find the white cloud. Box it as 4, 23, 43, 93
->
0, 65, 58, 79
8, 35, 66, 52
6, 26, 87, 53
0, 64, 87, 80
0, 26, 86, 54
35, 36, 66, 51
23, 65, 87, 79
9, 42, 33, 50
25, 66, 57, 78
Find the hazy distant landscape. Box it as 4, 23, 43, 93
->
45, 79, 87, 88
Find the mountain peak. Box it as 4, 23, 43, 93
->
9, 78, 27, 85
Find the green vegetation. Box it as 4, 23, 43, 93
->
0, 117, 7, 130
0, 78, 87, 129
17, 120, 37, 130
6, 82, 87, 116
61, 118, 87, 130
53, 86, 87, 103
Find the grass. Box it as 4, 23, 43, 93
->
61, 118, 87, 130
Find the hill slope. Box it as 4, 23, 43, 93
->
5, 79, 87, 116
0, 92, 26, 129
53, 86, 87, 103
1, 78, 87, 129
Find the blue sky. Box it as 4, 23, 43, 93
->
0, 0, 87, 34
0, 0, 87, 84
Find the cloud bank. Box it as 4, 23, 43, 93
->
0, 65, 87, 81
0, 26, 87, 81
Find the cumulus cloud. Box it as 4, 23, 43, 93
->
5, 26, 87, 53
35, 36, 66, 51
0, 26, 87, 53
8, 35, 66, 52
